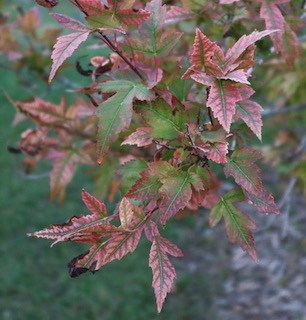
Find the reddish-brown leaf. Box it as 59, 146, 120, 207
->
27, 210, 109, 246
235, 100, 263, 140
220, 70, 250, 85
207, 80, 242, 132
245, 190, 280, 214
102, 206, 146, 265
119, 197, 145, 230
224, 148, 263, 195
259, 1, 284, 53
115, 9, 151, 25
49, 30, 90, 83
50, 13, 89, 31
183, 28, 224, 78
126, 167, 162, 203
75, 0, 105, 16
281, 24, 301, 66
17, 97, 65, 125
189, 71, 215, 86
121, 127, 153, 147
149, 223, 183, 312
159, 170, 193, 224
165, 6, 194, 25
204, 142, 228, 164
49, 149, 78, 202
82, 190, 107, 218
224, 29, 278, 67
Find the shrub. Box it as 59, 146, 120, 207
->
3, 0, 305, 312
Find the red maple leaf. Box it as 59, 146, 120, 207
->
147, 222, 183, 312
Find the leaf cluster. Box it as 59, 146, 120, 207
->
3, 0, 305, 313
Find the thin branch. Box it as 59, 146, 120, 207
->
152, 139, 176, 150
95, 34, 145, 80
262, 103, 305, 116
278, 176, 297, 209
72, 0, 144, 81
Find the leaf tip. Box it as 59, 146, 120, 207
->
48, 73, 54, 84
97, 156, 104, 165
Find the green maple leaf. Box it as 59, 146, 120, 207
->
96, 79, 154, 163
209, 188, 258, 261
138, 98, 186, 140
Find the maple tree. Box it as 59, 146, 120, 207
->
2, 0, 306, 313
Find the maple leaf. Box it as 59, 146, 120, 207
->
126, 160, 174, 194
207, 80, 242, 132
48, 149, 79, 202
158, 165, 205, 224
76, 0, 151, 26
183, 29, 277, 133
245, 190, 280, 214
138, 98, 186, 140
224, 29, 279, 69
224, 148, 263, 195
48, 30, 90, 83
148, 222, 183, 312
198, 141, 228, 164
121, 127, 153, 147
192, 127, 229, 163
85, 12, 125, 33
165, 6, 194, 25
220, 70, 250, 85
159, 171, 192, 224
29, 191, 147, 274
182, 28, 224, 78
73, 0, 105, 16
96, 79, 154, 163
82, 190, 107, 218
259, 1, 300, 64
235, 100, 263, 140
119, 159, 148, 194
119, 197, 136, 229
125, 166, 162, 203
16, 97, 66, 125
100, 203, 146, 265
50, 13, 89, 31
28, 192, 110, 246
209, 189, 258, 261
281, 23, 301, 66
132, 0, 183, 57
112, 8, 151, 26
259, 0, 285, 53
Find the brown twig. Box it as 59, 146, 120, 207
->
72, 0, 144, 81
